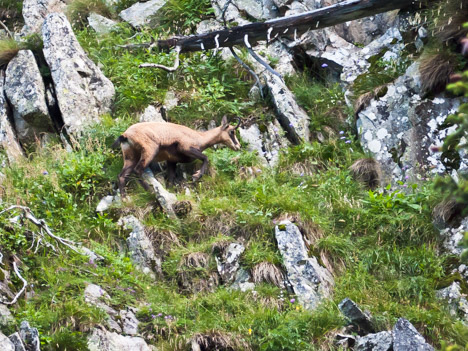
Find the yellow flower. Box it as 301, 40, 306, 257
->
296, 305, 301, 311
248, 328, 252, 335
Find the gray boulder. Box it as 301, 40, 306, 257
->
230, 268, 255, 292
233, 0, 279, 20
357, 62, 466, 183
211, 0, 250, 25
142, 169, 177, 218
0, 71, 23, 162
0, 331, 15, 351
239, 121, 289, 166
21, 0, 66, 34
393, 318, 434, 351
88, 13, 118, 35
4, 50, 54, 144
119, 0, 168, 28
275, 221, 333, 310
138, 105, 165, 123
84, 284, 122, 333
215, 243, 245, 284
338, 298, 374, 334
19, 321, 40, 351
0, 304, 14, 328
120, 308, 140, 336
118, 215, 162, 276
439, 217, 468, 256
42, 13, 115, 135
8, 332, 25, 351
87, 328, 152, 351
266, 73, 310, 144
355, 331, 392, 351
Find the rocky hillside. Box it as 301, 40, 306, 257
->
0, 0, 467, 350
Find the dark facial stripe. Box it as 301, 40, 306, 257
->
229, 132, 238, 145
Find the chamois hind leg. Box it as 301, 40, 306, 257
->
181, 147, 208, 181
118, 146, 138, 198
166, 162, 177, 185
134, 146, 159, 191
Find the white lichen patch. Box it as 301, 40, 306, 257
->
376, 128, 388, 139
368, 139, 382, 153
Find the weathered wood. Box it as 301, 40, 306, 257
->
144, 0, 433, 53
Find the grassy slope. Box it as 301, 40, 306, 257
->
0, 2, 468, 350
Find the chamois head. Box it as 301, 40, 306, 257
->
218, 115, 241, 151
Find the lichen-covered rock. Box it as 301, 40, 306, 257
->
96, 195, 117, 212
118, 215, 162, 276
439, 217, 468, 256
0, 71, 23, 162
19, 321, 41, 351
436, 282, 468, 324
275, 221, 333, 310
42, 13, 115, 135
4, 50, 54, 143
84, 284, 122, 333
88, 13, 118, 35
338, 298, 375, 334
0, 331, 15, 351
21, 0, 66, 34
211, 0, 250, 25
119, 0, 168, 28
87, 328, 152, 351
355, 331, 393, 351
215, 243, 245, 284
357, 62, 466, 182
392, 318, 434, 351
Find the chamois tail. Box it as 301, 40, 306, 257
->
111, 135, 128, 149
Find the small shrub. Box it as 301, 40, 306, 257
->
159, 0, 214, 34
67, 0, 112, 27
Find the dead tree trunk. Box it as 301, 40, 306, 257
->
143, 0, 432, 53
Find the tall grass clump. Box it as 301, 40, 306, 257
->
159, 0, 214, 34
67, 0, 112, 27
0, 38, 19, 65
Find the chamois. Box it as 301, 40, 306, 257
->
112, 116, 241, 197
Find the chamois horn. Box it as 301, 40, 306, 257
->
233, 117, 241, 129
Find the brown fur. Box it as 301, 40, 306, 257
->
349, 158, 382, 189
113, 116, 241, 197
419, 51, 458, 94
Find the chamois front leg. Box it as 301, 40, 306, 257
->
182, 147, 209, 181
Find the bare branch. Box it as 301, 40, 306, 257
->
0, 19, 13, 39
4, 262, 27, 305
139, 45, 181, 71
229, 47, 264, 99
246, 44, 282, 79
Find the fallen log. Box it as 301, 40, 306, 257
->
122, 0, 433, 53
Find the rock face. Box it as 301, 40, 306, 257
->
230, 268, 255, 292
21, 0, 66, 34
84, 284, 122, 333
119, 0, 168, 28
357, 62, 465, 182
338, 298, 375, 335
215, 243, 245, 284
42, 13, 115, 135
118, 215, 161, 276
0, 331, 15, 351
439, 217, 468, 256
88, 13, 118, 35
0, 71, 23, 162
392, 318, 434, 351
275, 221, 333, 310
4, 50, 54, 143
120, 308, 140, 336
232, 0, 278, 20
87, 328, 152, 351
355, 331, 393, 351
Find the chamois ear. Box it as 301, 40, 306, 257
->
221, 115, 229, 130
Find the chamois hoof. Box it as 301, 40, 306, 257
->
192, 171, 202, 182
